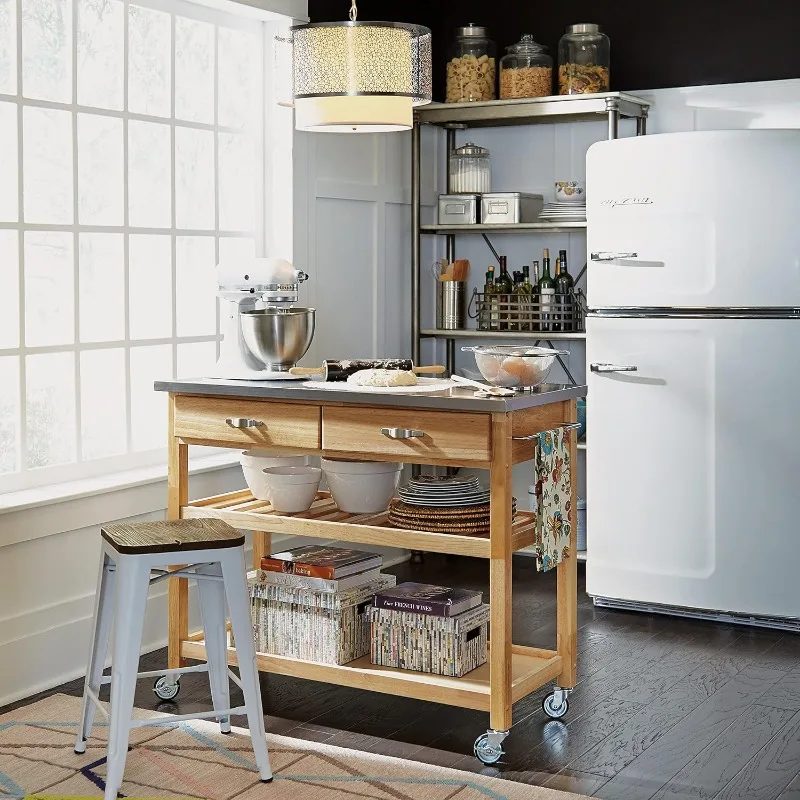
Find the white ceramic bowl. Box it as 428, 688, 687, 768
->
554, 180, 586, 204
321, 458, 402, 514
262, 466, 321, 513
240, 450, 310, 500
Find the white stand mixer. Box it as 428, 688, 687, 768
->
214, 258, 312, 380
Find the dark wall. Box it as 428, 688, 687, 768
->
308, 0, 800, 101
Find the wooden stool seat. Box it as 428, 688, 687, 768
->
101, 519, 245, 554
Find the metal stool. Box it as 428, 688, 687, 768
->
75, 519, 271, 799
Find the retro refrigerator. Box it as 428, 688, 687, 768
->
585, 129, 800, 628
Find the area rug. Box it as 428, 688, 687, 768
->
0, 695, 585, 800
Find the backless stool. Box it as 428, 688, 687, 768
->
75, 519, 271, 799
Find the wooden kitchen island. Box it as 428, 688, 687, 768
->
154, 377, 587, 761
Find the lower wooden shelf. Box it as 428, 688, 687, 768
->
180, 639, 561, 712
183, 490, 537, 558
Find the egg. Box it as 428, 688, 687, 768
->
520, 361, 544, 385
494, 369, 520, 387
501, 356, 528, 377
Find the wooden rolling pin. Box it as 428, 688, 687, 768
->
289, 359, 445, 381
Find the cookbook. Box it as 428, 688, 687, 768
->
260, 545, 382, 579
373, 582, 482, 617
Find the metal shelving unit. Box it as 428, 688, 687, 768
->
421, 328, 586, 341
422, 222, 587, 235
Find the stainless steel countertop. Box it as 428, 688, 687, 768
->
154, 377, 587, 412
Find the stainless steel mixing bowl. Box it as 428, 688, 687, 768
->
240, 307, 315, 372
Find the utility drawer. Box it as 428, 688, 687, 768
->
322, 407, 491, 464
172, 395, 321, 450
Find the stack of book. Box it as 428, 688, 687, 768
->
247, 545, 396, 665
369, 582, 490, 677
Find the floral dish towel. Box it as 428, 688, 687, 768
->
532, 427, 572, 572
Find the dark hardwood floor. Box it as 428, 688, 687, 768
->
5, 554, 800, 798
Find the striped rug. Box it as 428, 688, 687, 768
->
0, 694, 584, 800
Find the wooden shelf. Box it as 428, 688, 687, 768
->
421, 222, 586, 235
183, 490, 537, 559
421, 328, 586, 341
180, 639, 561, 712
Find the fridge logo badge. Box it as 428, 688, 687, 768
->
600, 197, 654, 208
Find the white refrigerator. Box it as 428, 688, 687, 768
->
585, 130, 800, 629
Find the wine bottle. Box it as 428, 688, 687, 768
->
495, 256, 514, 330
538, 249, 555, 332
555, 249, 575, 331
479, 268, 494, 330
552, 257, 562, 332
516, 265, 534, 331
531, 261, 540, 332
485, 266, 498, 330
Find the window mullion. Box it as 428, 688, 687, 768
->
213, 21, 220, 358
72, 0, 82, 464
170, 11, 177, 378
123, 0, 133, 455
15, 0, 25, 473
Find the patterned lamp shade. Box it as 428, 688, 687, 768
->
291, 21, 432, 132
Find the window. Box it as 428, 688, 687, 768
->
0, 0, 267, 493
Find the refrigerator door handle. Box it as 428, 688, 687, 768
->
590, 363, 639, 373
590, 252, 639, 261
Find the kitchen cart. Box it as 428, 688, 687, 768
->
156, 378, 586, 763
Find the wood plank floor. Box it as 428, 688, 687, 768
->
4, 553, 800, 798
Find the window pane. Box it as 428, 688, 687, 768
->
80, 348, 126, 458
128, 119, 170, 227
0, 0, 16, 94
26, 352, 76, 468
128, 4, 170, 117
130, 343, 170, 451
129, 234, 170, 339
218, 26, 255, 129
218, 133, 253, 231
176, 235, 215, 336
77, 0, 123, 109
78, 113, 123, 225
219, 236, 255, 263
175, 127, 214, 229
177, 340, 216, 378
24, 231, 73, 346
0, 103, 17, 222
175, 16, 214, 124
22, 0, 71, 102
0, 356, 20, 475
79, 233, 123, 342
0, 231, 18, 348
23, 107, 72, 223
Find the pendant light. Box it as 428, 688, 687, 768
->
290, 0, 432, 133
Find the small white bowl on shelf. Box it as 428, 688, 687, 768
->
262, 466, 322, 513
321, 458, 403, 514
554, 180, 586, 204
240, 449, 309, 500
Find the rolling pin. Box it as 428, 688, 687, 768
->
289, 359, 445, 381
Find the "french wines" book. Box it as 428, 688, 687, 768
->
373, 582, 482, 618
260, 545, 382, 580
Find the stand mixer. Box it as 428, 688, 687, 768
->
214, 258, 315, 380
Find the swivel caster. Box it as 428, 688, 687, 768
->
153, 676, 181, 701
542, 687, 570, 719
473, 729, 508, 764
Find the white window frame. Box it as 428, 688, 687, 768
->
0, 0, 295, 496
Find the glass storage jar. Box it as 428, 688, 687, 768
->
446, 24, 496, 103
449, 142, 491, 193
499, 34, 553, 99
558, 23, 610, 95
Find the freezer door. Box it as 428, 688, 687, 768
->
586, 315, 800, 618
586, 130, 800, 308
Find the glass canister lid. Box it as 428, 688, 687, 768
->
505, 34, 548, 54
566, 23, 602, 34
452, 142, 489, 156
455, 24, 488, 38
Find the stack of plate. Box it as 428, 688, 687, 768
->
389, 476, 516, 536
538, 202, 586, 222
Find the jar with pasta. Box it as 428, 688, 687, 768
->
446, 24, 496, 103
499, 34, 553, 99
558, 23, 610, 95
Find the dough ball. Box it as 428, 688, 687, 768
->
347, 368, 418, 387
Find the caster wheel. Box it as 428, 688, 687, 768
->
542, 693, 569, 719
473, 733, 503, 765
153, 676, 180, 701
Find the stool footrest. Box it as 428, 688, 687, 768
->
136, 663, 210, 680
228, 668, 243, 690
85, 688, 110, 720
128, 706, 247, 728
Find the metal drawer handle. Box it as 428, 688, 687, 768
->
591, 252, 638, 261
381, 427, 424, 440
225, 417, 262, 428
591, 363, 638, 373
513, 422, 581, 441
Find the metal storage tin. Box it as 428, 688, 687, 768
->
480, 192, 544, 224
437, 194, 479, 225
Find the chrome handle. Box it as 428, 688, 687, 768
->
591, 363, 638, 373
381, 427, 424, 439
513, 422, 581, 441
591, 252, 639, 261
225, 417, 262, 428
